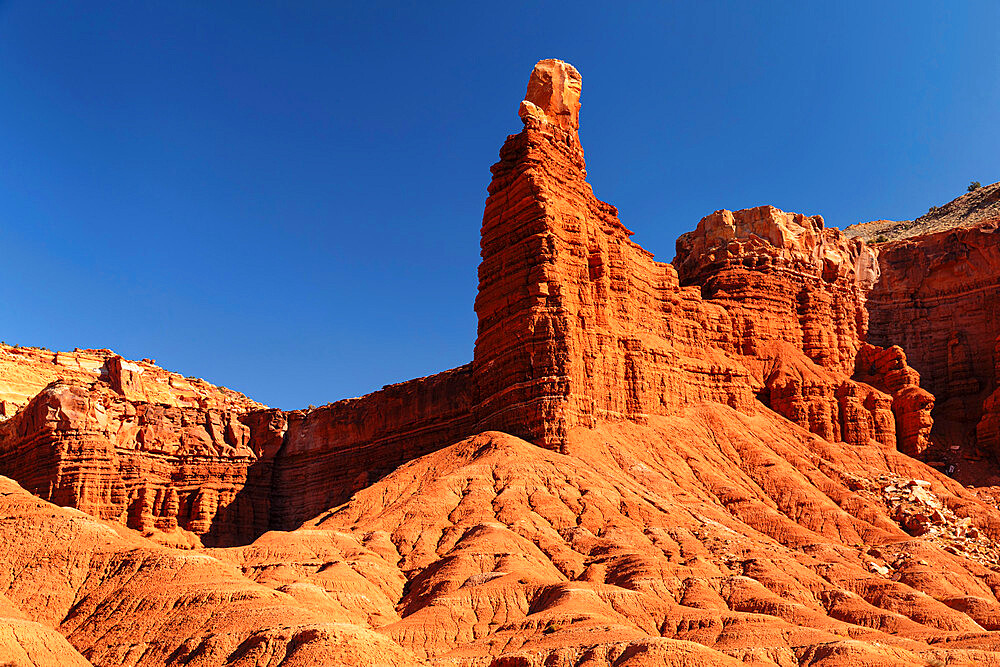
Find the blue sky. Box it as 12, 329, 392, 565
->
1, 2, 997, 408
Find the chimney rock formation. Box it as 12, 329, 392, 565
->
6, 58, 1000, 667
0, 59, 947, 543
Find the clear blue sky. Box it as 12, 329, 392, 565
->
1, 2, 997, 409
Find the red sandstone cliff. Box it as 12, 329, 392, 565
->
474, 61, 929, 460
864, 217, 1000, 480
0, 59, 940, 547
0, 344, 261, 415
2, 59, 1000, 666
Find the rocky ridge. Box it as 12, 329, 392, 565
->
845, 180, 1000, 243
0, 344, 262, 416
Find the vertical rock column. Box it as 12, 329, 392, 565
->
471, 59, 746, 449
472, 59, 584, 449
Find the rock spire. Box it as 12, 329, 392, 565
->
518, 58, 582, 132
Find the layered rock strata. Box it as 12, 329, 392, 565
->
6, 57, 1000, 666
473, 60, 921, 457
670, 206, 917, 450
865, 218, 1000, 472
0, 380, 268, 546
258, 365, 476, 529
0, 58, 939, 548
474, 59, 770, 446
0, 344, 261, 415
0, 364, 477, 545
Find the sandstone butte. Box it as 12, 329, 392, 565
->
2, 58, 1000, 667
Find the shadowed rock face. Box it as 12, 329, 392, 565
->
2, 58, 1000, 665
865, 218, 1000, 480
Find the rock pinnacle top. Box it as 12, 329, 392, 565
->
518, 58, 582, 131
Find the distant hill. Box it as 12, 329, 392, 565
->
846, 180, 1000, 242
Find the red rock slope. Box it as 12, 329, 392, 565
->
0, 475, 422, 666
299, 421, 1000, 665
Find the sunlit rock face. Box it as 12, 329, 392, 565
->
518, 58, 582, 132
0, 59, 940, 548
5, 57, 1000, 667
